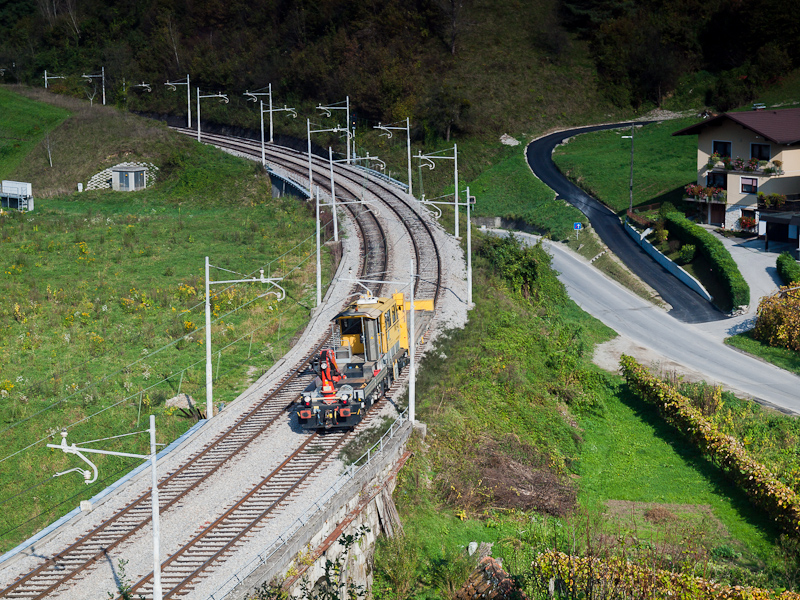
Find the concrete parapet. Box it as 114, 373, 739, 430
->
216, 419, 414, 600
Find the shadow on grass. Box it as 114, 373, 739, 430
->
616, 383, 780, 542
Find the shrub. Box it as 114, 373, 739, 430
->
678, 243, 696, 264
664, 212, 749, 310
753, 285, 800, 351
532, 550, 800, 600
777, 252, 800, 286
620, 355, 800, 537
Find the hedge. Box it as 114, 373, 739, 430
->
777, 251, 800, 286
620, 355, 800, 537
663, 212, 750, 310
533, 550, 800, 600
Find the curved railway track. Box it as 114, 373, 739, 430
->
0, 133, 444, 600
176, 129, 442, 302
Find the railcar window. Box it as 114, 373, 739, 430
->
340, 318, 362, 334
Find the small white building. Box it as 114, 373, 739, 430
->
0, 180, 33, 212
111, 163, 148, 192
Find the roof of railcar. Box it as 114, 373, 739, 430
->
336, 295, 400, 319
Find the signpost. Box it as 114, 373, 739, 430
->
574, 221, 582, 240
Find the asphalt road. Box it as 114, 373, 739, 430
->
526, 123, 724, 323
491, 229, 800, 414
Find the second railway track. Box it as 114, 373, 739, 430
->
1, 132, 448, 600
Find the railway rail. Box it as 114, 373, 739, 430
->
1, 134, 445, 600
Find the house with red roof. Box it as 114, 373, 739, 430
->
674, 107, 800, 247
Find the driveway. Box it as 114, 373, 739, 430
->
694, 230, 787, 341
488, 228, 800, 414
526, 124, 724, 323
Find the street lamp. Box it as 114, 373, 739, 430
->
43, 70, 65, 88
47, 415, 164, 600
164, 75, 191, 128
81, 67, 106, 105
415, 144, 459, 237
622, 123, 635, 213
196, 89, 229, 142
316, 97, 351, 163
374, 118, 413, 196
204, 258, 285, 418
243, 85, 297, 165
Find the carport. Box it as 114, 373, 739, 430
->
760, 211, 800, 254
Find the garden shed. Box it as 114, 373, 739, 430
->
111, 163, 148, 192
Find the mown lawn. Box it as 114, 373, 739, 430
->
552, 117, 698, 214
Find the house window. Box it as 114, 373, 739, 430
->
751, 143, 771, 161
741, 177, 758, 194
713, 140, 732, 157
707, 172, 727, 189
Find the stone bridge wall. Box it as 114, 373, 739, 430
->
225, 421, 415, 600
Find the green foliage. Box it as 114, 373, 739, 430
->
753, 286, 800, 352
664, 212, 749, 310
678, 243, 696, 264
776, 252, 800, 286
620, 355, 800, 537
0, 91, 326, 552
374, 533, 421, 600
562, 0, 800, 109
552, 119, 698, 214
476, 234, 567, 304
430, 545, 477, 600
107, 559, 144, 600
298, 526, 370, 600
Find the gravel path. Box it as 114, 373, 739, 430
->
0, 153, 469, 600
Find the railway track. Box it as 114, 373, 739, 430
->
0, 132, 444, 600
174, 130, 442, 301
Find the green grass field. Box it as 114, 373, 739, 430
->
578, 386, 777, 568
726, 331, 800, 377
0, 87, 329, 552
468, 146, 586, 240
0, 86, 70, 179
552, 118, 698, 214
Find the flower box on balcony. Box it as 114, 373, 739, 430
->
684, 184, 726, 204
707, 157, 783, 176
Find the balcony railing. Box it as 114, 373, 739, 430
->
757, 195, 800, 212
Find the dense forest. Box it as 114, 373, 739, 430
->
0, 0, 798, 135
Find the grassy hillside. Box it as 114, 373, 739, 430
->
374, 234, 794, 600
0, 86, 70, 179
0, 87, 328, 551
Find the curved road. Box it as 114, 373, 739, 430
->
526, 123, 724, 324
490, 229, 800, 414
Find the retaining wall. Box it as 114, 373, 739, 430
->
623, 221, 713, 302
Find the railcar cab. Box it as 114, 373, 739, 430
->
296, 291, 413, 430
